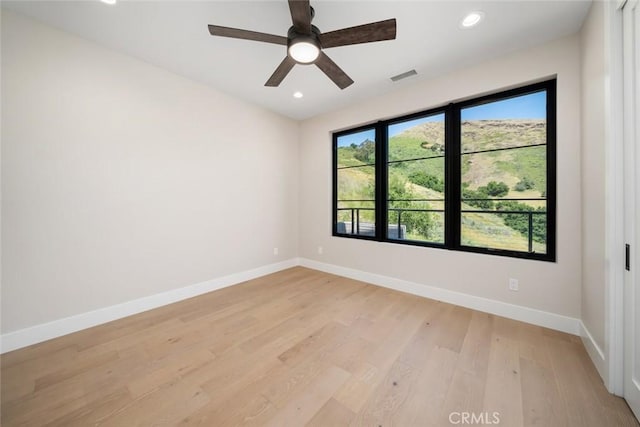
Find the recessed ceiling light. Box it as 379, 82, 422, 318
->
101, 0, 117, 4
461, 11, 484, 28
293, 91, 304, 99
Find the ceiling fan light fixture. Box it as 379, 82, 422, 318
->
288, 39, 320, 64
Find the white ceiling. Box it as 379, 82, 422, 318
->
2, 0, 591, 120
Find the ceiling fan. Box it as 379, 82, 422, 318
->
207, 0, 397, 90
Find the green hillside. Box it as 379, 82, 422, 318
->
336, 119, 548, 253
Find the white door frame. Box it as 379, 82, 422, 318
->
605, 0, 625, 396
621, 0, 640, 417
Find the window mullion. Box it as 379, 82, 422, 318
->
332, 134, 338, 236
375, 121, 388, 241
446, 104, 461, 249
546, 80, 557, 260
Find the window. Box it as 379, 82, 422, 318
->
332, 80, 556, 261
387, 112, 446, 244
335, 127, 377, 237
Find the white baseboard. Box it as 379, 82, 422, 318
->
299, 258, 581, 335
580, 320, 607, 383
0, 258, 299, 354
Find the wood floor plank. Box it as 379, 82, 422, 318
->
435, 305, 473, 353
482, 333, 523, 427
187, 358, 340, 426
43, 386, 132, 427
455, 310, 493, 378
33, 350, 120, 392
126, 347, 215, 398
183, 393, 275, 427
258, 359, 331, 409
575, 345, 640, 426
517, 321, 554, 370
520, 356, 567, 426
332, 284, 388, 326
193, 347, 283, 400
331, 296, 431, 413
350, 359, 416, 426
1, 376, 88, 426
175, 359, 291, 425
393, 345, 459, 426
332, 361, 383, 416
1, 345, 78, 403
396, 301, 454, 370
323, 333, 377, 374
264, 364, 350, 427
306, 398, 355, 427
1, 267, 637, 427
440, 369, 488, 425
101, 378, 210, 427
547, 337, 612, 426
277, 321, 350, 366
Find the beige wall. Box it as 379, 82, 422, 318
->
580, 1, 606, 352
299, 35, 583, 318
0, 11, 299, 333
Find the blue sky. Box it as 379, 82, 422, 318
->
337, 128, 376, 147
337, 91, 545, 147
389, 113, 444, 138
462, 91, 546, 121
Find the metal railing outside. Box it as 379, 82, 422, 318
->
337, 199, 546, 252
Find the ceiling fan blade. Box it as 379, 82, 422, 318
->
319, 18, 397, 49
315, 52, 354, 90
288, 0, 311, 35
208, 25, 287, 45
265, 56, 297, 87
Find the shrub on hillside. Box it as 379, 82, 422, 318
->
495, 200, 546, 244
481, 181, 509, 197
388, 176, 434, 238
408, 171, 444, 192
462, 187, 494, 210
514, 177, 535, 192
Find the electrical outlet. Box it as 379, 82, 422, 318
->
318, 246, 323, 255
273, 247, 279, 255
509, 278, 519, 291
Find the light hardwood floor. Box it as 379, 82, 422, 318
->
1, 267, 638, 426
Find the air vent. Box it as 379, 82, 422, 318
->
390, 69, 417, 82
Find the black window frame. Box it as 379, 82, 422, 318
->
332, 79, 556, 262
